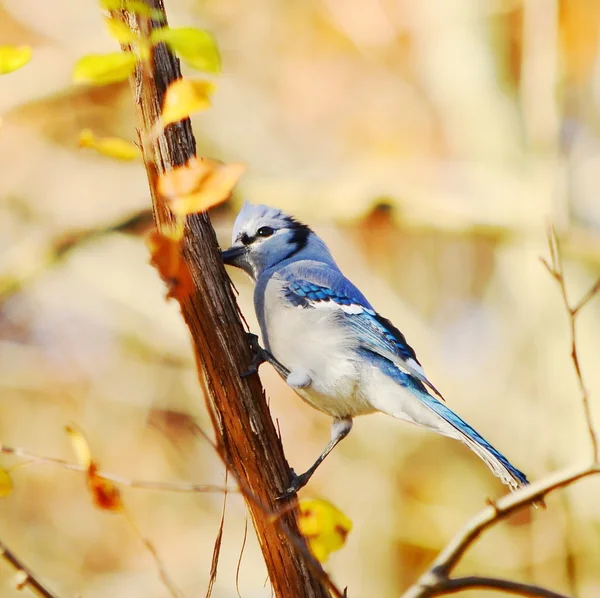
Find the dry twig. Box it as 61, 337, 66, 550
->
429, 576, 570, 598
1, 444, 231, 495
540, 226, 600, 462
401, 463, 599, 598
0, 209, 152, 302
125, 510, 185, 598
0, 537, 60, 598
206, 471, 228, 598
236, 517, 249, 598
400, 228, 600, 598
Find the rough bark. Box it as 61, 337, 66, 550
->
121, 2, 331, 596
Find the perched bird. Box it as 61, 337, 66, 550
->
222, 202, 529, 497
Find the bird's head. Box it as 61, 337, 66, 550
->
221, 202, 331, 279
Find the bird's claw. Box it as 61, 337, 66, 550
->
276, 469, 310, 501
241, 333, 269, 377
242, 332, 291, 379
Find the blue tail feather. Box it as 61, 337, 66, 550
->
419, 392, 529, 488
363, 348, 529, 490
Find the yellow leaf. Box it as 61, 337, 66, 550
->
0, 467, 13, 497
104, 16, 137, 44
298, 499, 352, 563
65, 424, 92, 468
150, 27, 220, 73
157, 157, 244, 216
78, 128, 140, 161
0, 46, 32, 75
100, 0, 165, 20
161, 79, 215, 126
73, 52, 137, 85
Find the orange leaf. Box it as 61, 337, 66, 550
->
171, 163, 245, 216
161, 79, 215, 126
157, 157, 213, 198
146, 230, 194, 300
157, 157, 244, 216
88, 462, 123, 512
65, 425, 123, 511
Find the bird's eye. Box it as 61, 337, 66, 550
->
257, 226, 274, 238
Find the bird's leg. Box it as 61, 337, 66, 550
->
241, 333, 290, 378
278, 417, 353, 500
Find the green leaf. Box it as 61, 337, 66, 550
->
151, 27, 220, 73
73, 52, 137, 85
0, 46, 32, 75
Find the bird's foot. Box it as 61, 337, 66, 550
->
241, 333, 270, 377
242, 333, 290, 379
276, 468, 311, 501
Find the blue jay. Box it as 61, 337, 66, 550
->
222, 202, 529, 497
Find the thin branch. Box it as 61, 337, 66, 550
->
125, 509, 185, 598
401, 463, 600, 598
1, 444, 231, 495
572, 278, 600, 316
434, 464, 598, 577
0, 536, 60, 598
432, 576, 570, 598
0, 208, 152, 302
206, 471, 228, 598
542, 226, 599, 463
3, 436, 345, 597
236, 517, 249, 598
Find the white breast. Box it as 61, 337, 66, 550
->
262, 277, 374, 418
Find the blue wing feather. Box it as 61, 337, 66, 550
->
281, 266, 444, 398
276, 263, 529, 490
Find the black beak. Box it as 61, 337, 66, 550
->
221, 245, 247, 266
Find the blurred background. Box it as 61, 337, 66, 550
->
1, 0, 600, 596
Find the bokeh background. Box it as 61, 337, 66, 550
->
1, 0, 600, 596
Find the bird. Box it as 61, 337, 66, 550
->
221, 202, 529, 497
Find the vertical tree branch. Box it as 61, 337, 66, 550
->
116, 2, 331, 596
